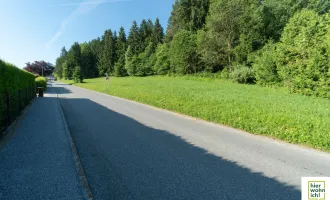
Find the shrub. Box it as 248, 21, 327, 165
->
219, 68, 230, 79
276, 10, 330, 98
252, 41, 280, 85
230, 65, 255, 84
35, 77, 47, 90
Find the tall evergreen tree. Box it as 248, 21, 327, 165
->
165, 0, 181, 42
81, 42, 98, 78
139, 19, 153, 52
127, 21, 140, 55
114, 27, 128, 76
62, 42, 81, 79
70, 42, 82, 66
165, 0, 210, 42
54, 47, 68, 79
152, 18, 164, 47
98, 29, 116, 75
89, 37, 103, 75
125, 45, 136, 75
113, 31, 118, 64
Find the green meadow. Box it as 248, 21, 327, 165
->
61, 76, 330, 152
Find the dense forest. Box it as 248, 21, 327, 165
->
54, 0, 330, 98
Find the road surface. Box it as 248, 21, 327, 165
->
0, 89, 83, 200
54, 82, 330, 200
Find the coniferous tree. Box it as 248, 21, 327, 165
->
113, 31, 118, 65
98, 29, 116, 75
165, 0, 180, 42
151, 18, 164, 50
81, 42, 98, 78
125, 45, 136, 75
73, 65, 83, 83
61, 42, 81, 79
114, 27, 128, 77
165, 0, 210, 42
139, 19, 154, 53
70, 42, 82, 66
127, 21, 140, 55
54, 47, 68, 79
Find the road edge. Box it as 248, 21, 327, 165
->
56, 94, 94, 200
62, 82, 330, 155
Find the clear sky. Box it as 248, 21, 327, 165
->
0, 0, 174, 68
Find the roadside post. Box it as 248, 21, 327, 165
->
106, 73, 110, 87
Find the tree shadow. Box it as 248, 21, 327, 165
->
54, 83, 72, 86
46, 86, 72, 95
59, 97, 301, 200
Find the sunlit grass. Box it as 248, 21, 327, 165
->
61, 76, 330, 152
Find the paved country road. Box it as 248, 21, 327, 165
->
54, 82, 330, 200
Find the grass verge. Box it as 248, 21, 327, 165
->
61, 76, 330, 152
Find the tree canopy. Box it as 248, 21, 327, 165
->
54, 0, 330, 98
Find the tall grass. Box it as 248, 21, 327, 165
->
62, 76, 330, 152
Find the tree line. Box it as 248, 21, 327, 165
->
54, 0, 330, 98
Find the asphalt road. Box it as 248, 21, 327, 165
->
0, 88, 83, 200
55, 82, 330, 200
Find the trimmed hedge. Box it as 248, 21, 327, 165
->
0, 59, 36, 133
35, 77, 47, 90
0, 60, 35, 93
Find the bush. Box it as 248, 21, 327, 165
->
276, 10, 330, 98
35, 77, 47, 90
252, 41, 280, 85
230, 65, 255, 84
219, 68, 230, 79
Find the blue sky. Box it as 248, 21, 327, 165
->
0, 0, 173, 68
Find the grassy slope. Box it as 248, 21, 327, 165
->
62, 76, 330, 151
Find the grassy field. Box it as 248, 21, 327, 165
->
61, 76, 330, 152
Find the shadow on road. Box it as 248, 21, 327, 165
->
47, 86, 72, 94
59, 97, 301, 200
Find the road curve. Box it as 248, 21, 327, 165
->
54, 82, 330, 200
